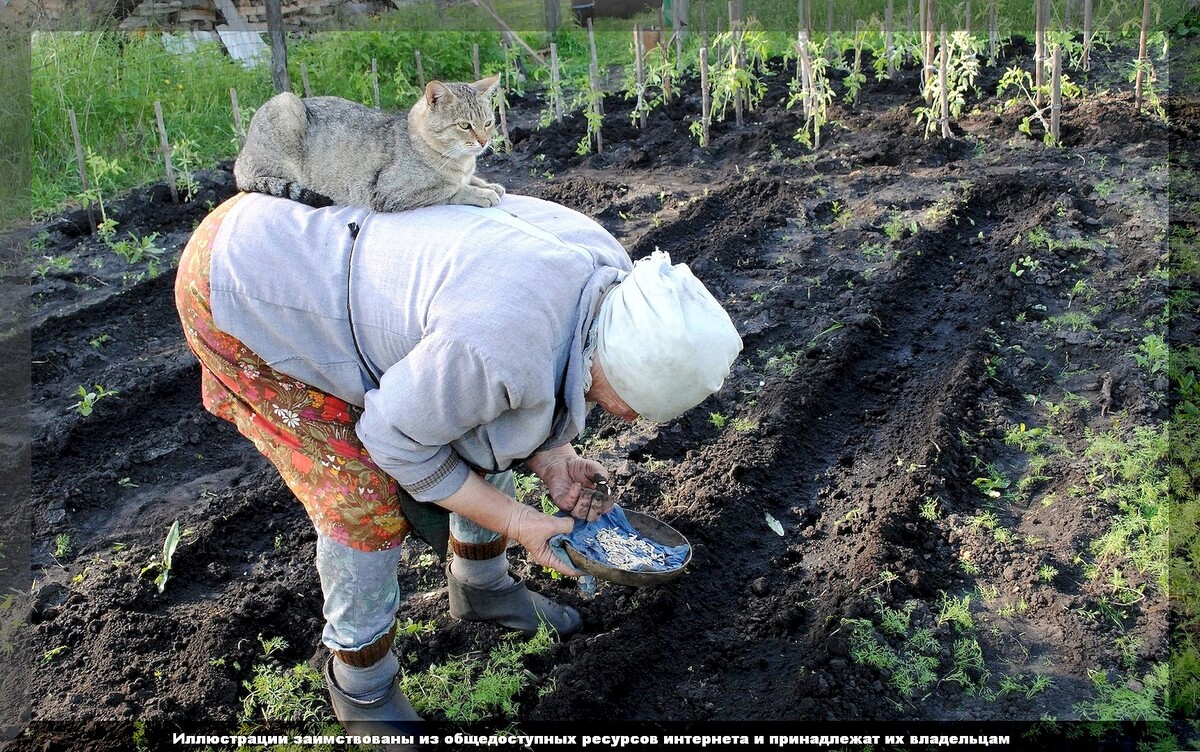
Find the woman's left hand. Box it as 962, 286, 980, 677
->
527, 444, 613, 522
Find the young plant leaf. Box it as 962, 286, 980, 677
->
155, 520, 181, 593
765, 512, 785, 537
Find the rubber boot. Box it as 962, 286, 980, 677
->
446, 564, 582, 637
323, 655, 422, 748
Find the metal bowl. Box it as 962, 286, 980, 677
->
561, 509, 692, 587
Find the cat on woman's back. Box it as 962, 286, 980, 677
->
233, 74, 506, 213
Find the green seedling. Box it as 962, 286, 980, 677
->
88, 334, 112, 349
1010, 255, 1041, 277
140, 520, 182, 594
1131, 334, 1168, 375
1038, 564, 1059, 583
71, 384, 119, 417
918, 496, 941, 521
52, 533, 70, 559
708, 412, 728, 429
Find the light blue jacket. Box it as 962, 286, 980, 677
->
209, 193, 631, 502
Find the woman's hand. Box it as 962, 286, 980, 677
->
526, 444, 614, 522
503, 504, 582, 577
437, 473, 582, 577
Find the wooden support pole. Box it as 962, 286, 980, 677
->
230, 87, 245, 146
415, 49, 425, 90
473, 0, 546, 65
885, 0, 895, 77
550, 42, 563, 123
700, 45, 711, 147
939, 25, 950, 137
852, 20, 863, 105
67, 109, 95, 233
544, 0, 559, 34
473, 43, 481, 79
634, 24, 646, 128
660, 12, 673, 101
300, 62, 312, 98
1034, 0, 1044, 107
989, 0, 998, 62
1051, 43, 1062, 144
730, 0, 743, 127
965, 0, 971, 34
497, 86, 509, 151
587, 17, 603, 153
825, 0, 833, 59
1082, 0, 1093, 70
153, 101, 179, 203
1134, 0, 1150, 112
371, 58, 380, 109
265, 0, 290, 94
674, 0, 684, 61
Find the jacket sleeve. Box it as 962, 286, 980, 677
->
356, 335, 522, 502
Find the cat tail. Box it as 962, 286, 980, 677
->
242, 176, 335, 208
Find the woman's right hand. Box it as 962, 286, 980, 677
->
504, 504, 583, 578
437, 472, 583, 577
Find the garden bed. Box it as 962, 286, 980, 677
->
15, 33, 1194, 746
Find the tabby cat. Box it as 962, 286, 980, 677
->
233, 75, 505, 213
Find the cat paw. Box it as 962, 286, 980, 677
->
489, 182, 506, 198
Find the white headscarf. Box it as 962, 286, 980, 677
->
594, 251, 743, 422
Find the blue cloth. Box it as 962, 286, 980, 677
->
551, 506, 690, 573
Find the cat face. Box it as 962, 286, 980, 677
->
422, 75, 500, 157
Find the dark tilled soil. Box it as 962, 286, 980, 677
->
10, 38, 1191, 746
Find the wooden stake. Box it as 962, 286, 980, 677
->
473, 43, 481, 79
730, 1, 743, 127
550, 42, 563, 123
265, 0, 290, 93
674, 0, 684, 61
497, 86, 509, 151
415, 50, 425, 90
1051, 43, 1062, 144
659, 6, 673, 101
587, 18, 603, 153
964, 0, 971, 35
1082, 0, 1093, 70
1135, 0, 1150, 111
939, 26, 950, 137
918, 0, 927, 94
67, 109, 95, 233
371, 58, 380, 109
230, 87, 245, 146
1034, 0, 1044, 107
907, 0, 914, 36
797, 0, 807, 36
700, 45, 711, 147
989, 0, 998, 62
153, 101, 179, 203
797, 30, 819, 148
886, 0, 895, 77
825, 0, 833, 60
472, 0, 546, 65
634, 25, 646, 128
852, 20, 863, 106
1064, 0, 1072, 29
926, 0, 936, 100
300, 62, 312, 98
544, 0, 559, 34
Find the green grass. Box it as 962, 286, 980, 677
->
401, 624, 555, 721
1082, 422, 1169, 588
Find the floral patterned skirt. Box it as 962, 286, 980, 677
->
174, 194, 412, 552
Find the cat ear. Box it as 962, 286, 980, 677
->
425, 81, 453, 107
471, 74, 501, 98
